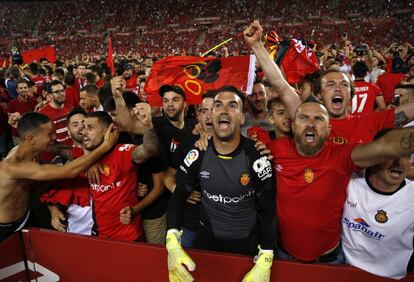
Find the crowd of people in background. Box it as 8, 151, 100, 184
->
0, 1, 414, 281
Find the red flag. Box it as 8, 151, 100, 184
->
22, 46, 56, 64
106, 37, 115, 76
276, 39, 320, 84
145, 55, 256, 106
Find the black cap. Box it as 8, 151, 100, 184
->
159, 84, 186, 100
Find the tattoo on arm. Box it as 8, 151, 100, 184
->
394, 111, 409, 128
132, 127, 158, 164
400, 132, 414, 150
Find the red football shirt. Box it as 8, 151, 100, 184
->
38, 103, 73, 145
65, 86, 80, 107
125, 74, 137, 91
90, 144, 142, 241
351, 81, 382, 116
40, 146, 90, 207
328, 109, 394, 145
7, 96, 38, 137
376, 72, 407, 105
269, 137, 357, 261
31, 75, 46, 96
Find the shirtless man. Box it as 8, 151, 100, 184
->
0, 111, 118, 242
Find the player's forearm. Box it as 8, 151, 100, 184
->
257, 189, 277, 250
64, 143, 111, 178
142, 126, 158, 157
113, 93, 143, 135
250, 43, 301, 120
166, 183, 192, 230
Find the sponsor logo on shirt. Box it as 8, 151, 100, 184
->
375, 210, 388, 224
200, 171, 210, 179
304, 168, 314, 183
343, 217, 385, 240
91, 181, 121, 192
184, 149, 199, 167
253, 156, 272, 181
240, 172, 250, 186
275, 164, 283, 173
118, 144, 134, 152
346, 200, 357, 208
203, 189, 254, 204
180, 165, 188, 174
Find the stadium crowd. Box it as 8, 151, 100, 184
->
0, 1, 414, 281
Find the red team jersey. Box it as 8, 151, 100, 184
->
7, 96, 37, 137
65, 86, 80, 107
38, 103, 73, 145
376, 72, 407, 105
351, 81, 382, 116
328, 109, 394, 145
40, 146, 90, 207
269, 137, 357, 261
90, 144, 142, 241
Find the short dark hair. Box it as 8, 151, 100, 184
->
85, 72, 97, 85
64, 74, 76, 86
67, 107, 87, 123
202, 89, 217, 100
315, 69, 355, 98
254, 77, 264, 86
98, 85, 112, 107
29, 63, 39, 75
352, 61, 369, 78
17, 112, 51, 138
46, 80, 65, 93
54, 68, 65, 77
80, 84, 99, 96
394, 83, 414, 96
87, 111, 113, 128
267, 97, 283, 113
103, 91, 141, 112
16, 79, 28, 89
214, 85, 246, 105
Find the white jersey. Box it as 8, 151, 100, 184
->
341, 173, 414, 280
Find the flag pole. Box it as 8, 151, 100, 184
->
201, 32, 243, 57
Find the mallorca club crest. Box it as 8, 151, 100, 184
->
101, 163, 110, 176
304, 168, 314, 184
330, 136, 348, 145
240, 172, 250, 186
375, 210, 388, 224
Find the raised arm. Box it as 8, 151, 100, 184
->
244, 20, 302, 120
7, 125, 119, 181
131, 103, 158, 164
111, 76, 145, 135
351, 126, 414, 168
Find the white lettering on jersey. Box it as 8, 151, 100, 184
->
253, 156, 272, 180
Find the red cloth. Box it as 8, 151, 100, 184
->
125, 74, 137, 91
328, 109, 395, 145
247, 126, 271, 145
96, 79, 105, 88
7, 96, 37, 137
145, 55, 255, 106
38, 103, 73, 145
280, 39, 320, 84
22, 46, 56, 64
106, 37, 115, 76
40, 147, 90, 207
269, 137, 357, 261
351, 81, 382, 116
65, 86, 80, 107
90, 144, 142, 241
376, 72, 407, 105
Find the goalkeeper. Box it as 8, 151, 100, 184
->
166, 86, 277, 282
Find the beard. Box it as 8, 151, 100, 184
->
294, 134, 326, 156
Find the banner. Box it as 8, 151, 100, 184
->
275, 39, 320, 84
145, 55, 256, 106
21, 46, 56, 64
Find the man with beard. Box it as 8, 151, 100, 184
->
241, 78, 273, 136
266, 99, 414, 263
0, 112, 118, 242
39, 80, 74, 146
244, 20, 414, 145
164, 91, 215, 248
41, 108, 94, 235
166, 86, 277, 282
7, 80, 38, 146
82, 109, 158, 241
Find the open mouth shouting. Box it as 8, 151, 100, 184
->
303, 130, 317, 144
388, 166, 404, 179
218, 115, 231, 130
331, 96, 344, 110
